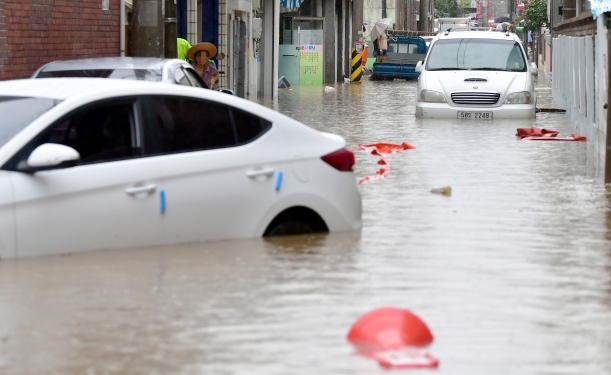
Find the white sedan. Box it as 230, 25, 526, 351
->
415, 30, 537, 119
0, 79, 362, 259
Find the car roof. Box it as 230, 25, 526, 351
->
0, 78, 189, 100
434, 30, 521, 42
37, 57, 184, 72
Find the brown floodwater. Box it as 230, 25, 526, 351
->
2, 74, 611, 375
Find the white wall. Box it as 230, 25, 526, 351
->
595, 17, 608, 162
552, 22, 608, 163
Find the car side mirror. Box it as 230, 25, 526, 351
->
415, 61, 423, 73
19, 143, 80, 173
529, 62, 538, 74
218, 88, 234, 95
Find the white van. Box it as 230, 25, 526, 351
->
415, 29, 538, 119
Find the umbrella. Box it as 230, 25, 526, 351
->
494, 16, 510, 23
370, 18, 392, 41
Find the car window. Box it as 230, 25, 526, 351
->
142, 96, 271, 155
0, 96, 57, 148
4, 100, 140, 170
174, 68, 191, 86
232, 109, 272, 145
425, 39, 527, 72
182, 67, 206, 88
143, 96, 235, 155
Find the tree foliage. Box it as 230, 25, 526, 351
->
522, 0, 548, 33
435, 0, 463, 18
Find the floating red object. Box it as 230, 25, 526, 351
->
376, 349, 439, 369
358, 142, 416, 154
347, 307, 433, 350
347, 307, 438, 369
516, 127, 559, 139
354, 143, 414, 184
522, 134, 587, 141
516, 127, 586, 141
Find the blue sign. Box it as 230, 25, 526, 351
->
280, 0, 304, 9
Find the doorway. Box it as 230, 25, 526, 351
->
279, 17, 324, 85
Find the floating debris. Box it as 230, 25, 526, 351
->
431, 186, 452, 195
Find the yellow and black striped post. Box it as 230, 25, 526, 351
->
351, 48, 362, 83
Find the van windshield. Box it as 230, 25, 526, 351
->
0, 97, 57, 148
426, 39, 526, 72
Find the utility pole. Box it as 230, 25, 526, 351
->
420, 0, 430, 31
164, 0, 177, 58
131, 0, 164, 57
352, 0, 364, 46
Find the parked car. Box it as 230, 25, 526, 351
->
415, 29, 537, 119
0, 78, 362, 259
31, 56, 231, 92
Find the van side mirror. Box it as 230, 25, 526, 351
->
415, 61, 423, 73
529, 62, 538, 74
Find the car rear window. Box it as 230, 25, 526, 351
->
36, 69, 163, 82
0, 96, 57, 148
426, 38, 527, 72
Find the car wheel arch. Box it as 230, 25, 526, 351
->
263, 206, 329, 237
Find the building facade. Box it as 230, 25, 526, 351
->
0, 0, 367, 102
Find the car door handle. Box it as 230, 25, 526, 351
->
247, 168, 275, 178
125, 184, 157, 196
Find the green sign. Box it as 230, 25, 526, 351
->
462, 0, 471, 8
299, 45, 323, 85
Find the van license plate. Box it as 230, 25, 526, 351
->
458, 111, 493, 120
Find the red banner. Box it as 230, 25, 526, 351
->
476, 1, 483, 18
487, 0, 493, 21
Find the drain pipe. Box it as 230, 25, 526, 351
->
606, 15, 611, 184
273, 0, 279, 100
120, 0, 125, 56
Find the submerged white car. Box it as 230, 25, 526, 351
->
415, 30, 537, 119
0, 79, 362, 259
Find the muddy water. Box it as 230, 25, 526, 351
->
2, 75, 611, 375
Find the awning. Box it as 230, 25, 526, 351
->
125, 0, 133, 10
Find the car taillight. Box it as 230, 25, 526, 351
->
321, 148, 355, 172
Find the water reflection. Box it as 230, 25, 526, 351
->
2, 77, 611, 375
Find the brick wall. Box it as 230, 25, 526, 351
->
553, 11, 596, 36
0, 0, 120, 80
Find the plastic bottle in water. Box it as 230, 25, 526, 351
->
430, 186, 452, 196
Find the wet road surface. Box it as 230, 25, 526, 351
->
2, 74, 611, 375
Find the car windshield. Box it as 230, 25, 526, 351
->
426, 38, 527, 72
36, 69, 163, 81
0, 96, 57, 148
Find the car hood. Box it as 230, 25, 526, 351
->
421, 70, 530, 103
